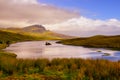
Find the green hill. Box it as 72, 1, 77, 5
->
57, 35, 120, 50
0, 30, 37, 42
0, 30, 38, 49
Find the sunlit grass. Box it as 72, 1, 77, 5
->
0, 57, 119, 80
1, 29, 63, 40
22, 31, 62, 40
0, 51, 17, 58
0, 44, 7, 49
58, 35, 120, 50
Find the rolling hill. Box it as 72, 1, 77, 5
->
57, 35, 120, 50
0, 30, 38, 49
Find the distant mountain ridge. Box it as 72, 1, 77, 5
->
23, 25, 47, 33
0, 24, 75, 39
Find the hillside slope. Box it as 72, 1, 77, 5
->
23, 25, 46, 33
57, 35, 120, 50
1, 24, 74, 39
0, 30, 38, 49
0, 30, 36, 42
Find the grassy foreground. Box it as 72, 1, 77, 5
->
0, 57, 120, 80
57, 35, 120, 50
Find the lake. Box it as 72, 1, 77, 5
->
4, 41, 120, 61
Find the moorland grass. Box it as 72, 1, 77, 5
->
0, 57, 119, 80
57, 35, 120, 50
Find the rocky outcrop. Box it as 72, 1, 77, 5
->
23, 25, 46, 33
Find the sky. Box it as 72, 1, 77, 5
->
39, 0, 120, 20
0, 0, 120, 36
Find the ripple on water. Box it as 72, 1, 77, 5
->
4, 41, 120, 61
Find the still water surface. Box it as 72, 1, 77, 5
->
4, 41, 120, 61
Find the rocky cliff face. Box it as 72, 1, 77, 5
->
23, 25, 46, 33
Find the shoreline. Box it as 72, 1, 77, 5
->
57, 35, 120, 51
3, 40, 120, 62
57, 42, 120, 51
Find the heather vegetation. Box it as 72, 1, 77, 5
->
57, 35, 120, 50
0, 57, 119, 80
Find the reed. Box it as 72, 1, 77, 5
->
0, 57, 119, 80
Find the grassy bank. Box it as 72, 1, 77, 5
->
57, 35, 120, 50
0, 58, 119, 80
0, 30, 39, 49
0, 51, 16, 58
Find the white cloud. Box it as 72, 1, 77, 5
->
45, 16, 120, 36
0, 0, 79, 27
13, 0, 38, 4
0, 20, 30, 28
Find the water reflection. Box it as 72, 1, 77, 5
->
4, 41, 120, 61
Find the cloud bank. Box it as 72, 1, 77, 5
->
0, 0, 78, 27
45, 17, 120, 36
